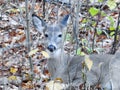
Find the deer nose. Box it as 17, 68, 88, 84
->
47, 45, 56, 52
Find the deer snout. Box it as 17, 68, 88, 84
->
47, 45, 56, 52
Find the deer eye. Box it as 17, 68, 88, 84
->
58, 34, 62, 37
45, 34, 48, 38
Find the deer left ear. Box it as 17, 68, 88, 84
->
60, 14, 69, 27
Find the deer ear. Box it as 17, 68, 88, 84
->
60, 14, 69, 26
32, 14, 46, 33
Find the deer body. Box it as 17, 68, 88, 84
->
32, 14, 120, 90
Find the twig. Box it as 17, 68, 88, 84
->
110, 11, 120, 54
0, 42, 34, 54
73, 0, 81, 54
43, 0, 46, 18
92, 1, 106, 51
92, 16, 99, 51
31, 0, 36, 15
25, 0, 33, 79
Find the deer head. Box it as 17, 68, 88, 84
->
32, 14, 69, 54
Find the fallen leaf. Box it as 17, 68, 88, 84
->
107, 0, 117, 10
10, 67, 18, 74
89, 7, 99, 16
46, 80, 65, 90
28, 48, 39, 56
8, 75, 17, 80
54, 78, 63, 83
41, 51, 50, 58
85, 55, 93, 71
22, 81, 34, 89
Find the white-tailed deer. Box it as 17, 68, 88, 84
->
32, 14, 120, 90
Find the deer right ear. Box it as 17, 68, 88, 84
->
32, 14, 46, 33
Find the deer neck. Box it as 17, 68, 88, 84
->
49, 48, 66, 62
48, 48, 70, 79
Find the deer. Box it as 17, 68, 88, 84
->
32, 14, 120, 90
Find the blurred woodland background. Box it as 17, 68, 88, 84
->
0, 0, 120, 90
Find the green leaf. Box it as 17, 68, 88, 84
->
101, 11, 106, 17
92, 21, 96, 27
108, 16, 114, 26
89, 7, 100, 16
97, 29, 102, 35
107, 0, 117, 10
77, 48, 81, 55
98, 0, 103, 2
109, 26, 115, 31
82, 39, 88, 46
65, 33, 71, 41
86, 47, 93, 53
82, 18, 87, 23
110, 32, 115, 36
76, 48, 85, 56
90, 0, 96, 3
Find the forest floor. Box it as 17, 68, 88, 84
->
0, 0, 120, 90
